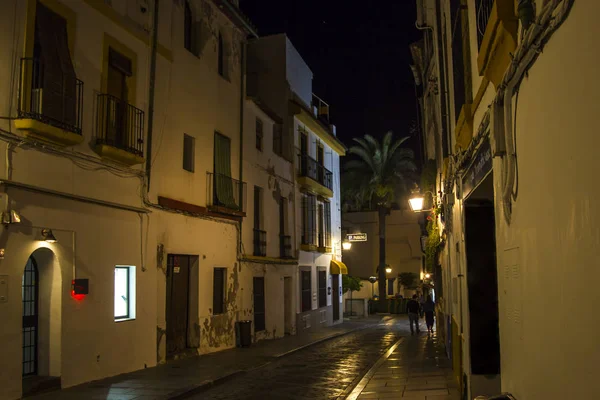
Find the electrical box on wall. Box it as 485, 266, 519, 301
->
72, 279, 89, 295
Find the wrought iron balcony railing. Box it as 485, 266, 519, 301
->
298, 152, 333, 191
17, 58, 83, 134
280, 235, 292, 258
207, 172, 247, 215
476, 0, 494, 48
253, 229, 266, 257
96, 93, 144, 157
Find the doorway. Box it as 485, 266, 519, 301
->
332, 274, 340, 321
22, 257, 39, 376
284, 277, 292, 335
166, 255, 199, 358
464, 173, 501, 394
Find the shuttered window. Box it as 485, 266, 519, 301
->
213, 132, 236, 208
253, 277, 265, 332
213, 268, 226, 314
301, 270, 311, 312
34, 2, 76, 126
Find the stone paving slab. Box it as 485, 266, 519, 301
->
348, 330, 459, 400
29, 316, 384, 400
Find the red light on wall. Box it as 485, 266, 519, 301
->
71, 279, 88, 300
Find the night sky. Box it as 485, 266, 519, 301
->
240, 0, 423, 165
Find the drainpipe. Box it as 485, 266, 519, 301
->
145, 0, 159, 192
238, 41, 246, 256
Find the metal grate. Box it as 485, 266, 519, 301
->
253, 229, 266, 257
476, 0, 494, 48
280, 235, 292, 258
298, 152, 333, 191
207, 172, 247, 214
96, 93, 145, 157
22, 257, 38, 376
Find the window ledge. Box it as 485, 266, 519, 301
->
300, 244, 318, 252
15, 118, 83, 147
297, 176, 333, 198
477, 1, 518, 87
115, 317, 136, 323
95, 143, 145, 166
317, 246, 332, 254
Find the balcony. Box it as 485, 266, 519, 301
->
206, 172, 247, 217
280, 235, 292, 259
475, 0, 518, 87
15, 58, 84, 146
253, 229, 266, 257
298, 152, 333, 198
95, 93, 145, 165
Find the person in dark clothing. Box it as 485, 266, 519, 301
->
423, 295, 435, 334
407, 294, 421, 334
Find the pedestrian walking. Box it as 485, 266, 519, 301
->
407, 294, 420, 334
423, 295, 435, 334
418, 293, 425, 318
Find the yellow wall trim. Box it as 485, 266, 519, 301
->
297, 176, 334, 199
476, 1, 518, 87
455, 104, 474, 150
293, 106, 346, 156
300, 244, 318, 252
15, 119, 84, 146
94, 144, 144, 166
472, 78, 490, 113
82, 0, 173, 62
24, 0, 77, 58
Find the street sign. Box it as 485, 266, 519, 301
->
347, 233, 367, 242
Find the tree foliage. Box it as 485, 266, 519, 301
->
342, 275, 363, 294
342, 132, 417, 211
398, 272, 418, 289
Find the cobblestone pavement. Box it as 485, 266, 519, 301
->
347, 331, 459, 400
190, 317, 412, 400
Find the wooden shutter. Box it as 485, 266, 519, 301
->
213, 268, 225, 314
213, 132, 236, 208
253, 278, 265, 332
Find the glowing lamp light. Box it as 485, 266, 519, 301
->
342, 241, 352, 250
385, 266, 392, 274
408, 195, 425, 212
425, 273, 431, 279
41, 228, 57, 243
71, 290, 86, 301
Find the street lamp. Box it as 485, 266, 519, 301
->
425, 273, 431, 279
385, 266, 392, 274
409, 189, 438, 212
342, 241, 352, 250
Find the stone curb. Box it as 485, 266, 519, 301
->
167, 318, 387, 400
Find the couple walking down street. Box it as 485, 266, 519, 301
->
407, 294, 435, 334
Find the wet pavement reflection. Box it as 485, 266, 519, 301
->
191, 318, 407, 400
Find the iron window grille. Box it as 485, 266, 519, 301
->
96, 93, 144, 157
298, 152, 333, 190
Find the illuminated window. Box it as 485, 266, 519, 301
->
114, 266, 136, 321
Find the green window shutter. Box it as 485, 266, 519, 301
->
213, 132, 236, 209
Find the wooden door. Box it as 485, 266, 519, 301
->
166, 255, 191, 357
22, 257, 39, 376
284, 277, 292, 334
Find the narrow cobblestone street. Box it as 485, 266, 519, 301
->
191, 316, 455, 400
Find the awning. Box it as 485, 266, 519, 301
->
330, 260, 348, 275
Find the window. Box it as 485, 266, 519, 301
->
213, 268, 226, 314
183, 134, 195, 172
253, 277, 265, 332
253, 186, 266, 256
301, 270, 312, 312
318, 270, 327, 308
255, 118, 263, 151
114, 266, 136, 321
218, 32, 228, 78
324, 201, 331, 248
388, 278, 395, 296
273, 123, 283, 156
301, 194, 317, 246
183, 1, 201, 56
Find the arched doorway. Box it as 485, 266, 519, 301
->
22, 248, 62, 396
22, 256, 39, 376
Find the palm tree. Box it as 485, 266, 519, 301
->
345, 132, 416, 309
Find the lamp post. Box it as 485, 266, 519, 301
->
408, 188, 439, 213
368, 276, 377, 298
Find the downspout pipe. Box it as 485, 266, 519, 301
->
145, 0, 159, 192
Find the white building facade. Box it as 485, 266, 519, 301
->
413, 0, 593, 399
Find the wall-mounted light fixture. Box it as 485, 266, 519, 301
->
41, 229, 57, 243
425, 273, 431, 279
385, 266, 392, 274
408, 187, 440, 213
342, 241, 352, 250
